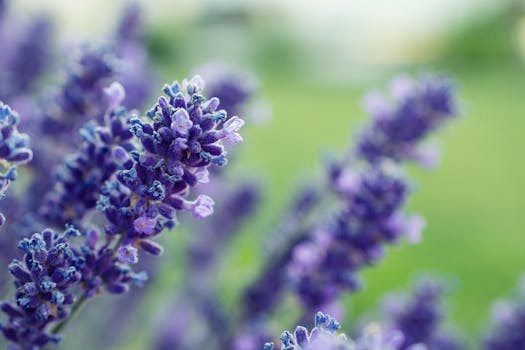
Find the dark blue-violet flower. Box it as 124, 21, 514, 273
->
357, 75, 457, 167
98, 76, 245, 255
484, 276, 525, 350
382, 279, 463, 350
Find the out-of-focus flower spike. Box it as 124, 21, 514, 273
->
356, 74, 458, 165
193, 62, 271, 125
116, 2, 143, 44
40, 48, 117, 139
484, 275, 525, 349
1, 16, 53, 98
382, 279, 464, 349
39, 82, 134, 227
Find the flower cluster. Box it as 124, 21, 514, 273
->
98, 76, 244, 256
39, 49, 117, 140
383, 279, 463, 349
0, 17, 53, 99
484, 277, 525, 350
357, 75, 456, 166
290, 167, 415, 310
0, 72, 245, 349
0, 228, 82, 348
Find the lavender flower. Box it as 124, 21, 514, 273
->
114, 3, 155, 110
237, 74, 458, 338
1, 74, 244, 348
357, 75, 456, 165
116, 2, 143, 44
265, 312, 404, 350
287, 74, 458, 312
40, 83, 134, 227
0, 16, 53, 98
0, 228, 82, 348
484, 277, 525, 350
98, 76, 244, 255
39, 48, 117, 139
289, 167, 412, 310
383, 279, 463, 349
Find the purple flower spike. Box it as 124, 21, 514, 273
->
134, 216, 157, 235
117, 246, 139, 264
484, 275, 525, 350
383, 279, 463, 349
357, 74, 457, 164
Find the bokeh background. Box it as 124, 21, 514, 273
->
6, 0, 525, 348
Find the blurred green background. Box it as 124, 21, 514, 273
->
12, 0, 525, 348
